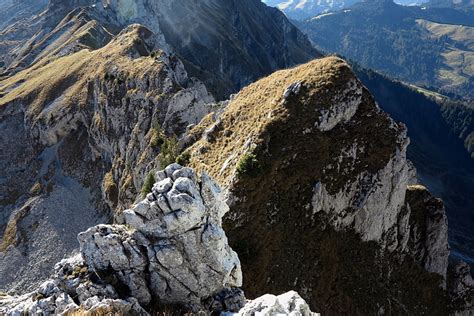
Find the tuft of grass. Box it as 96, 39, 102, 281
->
33, 293, 44, 301
103, 171, 119, 207
29, 182, 42, 196
159, 136, 179, 169
141, 171, 156, 197
151, 122, 186, 168
176, 152, 191, 166
236, 152, 262, 177
151, 123, 166, 149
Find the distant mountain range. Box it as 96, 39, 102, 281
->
296, 0, 474, 98
262, 0, 432, 20
262, 0, 359, 20
428, 0, 474, 8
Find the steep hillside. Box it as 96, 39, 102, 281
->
184, 57, 458, 314
0, 25, 215, 293
297, 0, 474, 98
352, 65, 474, 264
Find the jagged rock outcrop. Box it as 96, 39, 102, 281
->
185, 57, 454, 314
448, 261, 474, 315
403, 185, 450, 279
0, 164, 245, 315
0, 25, 215, 293
82, 164, 243, 309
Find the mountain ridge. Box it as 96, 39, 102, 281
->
0, 0, 472, 314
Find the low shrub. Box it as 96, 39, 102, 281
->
176, 152, 191, 166
236, 152, 262, 177
141, 171, 156, 197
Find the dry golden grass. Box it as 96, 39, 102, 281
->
188, 56, 350, 185
0, 218, 18, 252
0, 25, 166, 117
407, 184, 428, 192
0, 205, 30, 252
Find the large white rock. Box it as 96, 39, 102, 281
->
81, 163, 243, 310
227, 291, 320, 316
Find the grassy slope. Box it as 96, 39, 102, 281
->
416, 19, 474, 93
0, 26, 165, 114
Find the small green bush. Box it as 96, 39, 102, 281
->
151, 122, 165, 149
141, 171, 156, 197
236, 152, 262, 177
150, 122, 182, 168
159, 137, 179, 168
176, 152, 191, 166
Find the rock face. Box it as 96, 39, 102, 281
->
449, 261, 474, 315
186, 57, 453, 314
352, 67, 474, 266
0, 164, 245, 315
0, 25, 215, 293
404, 185, 450, 278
